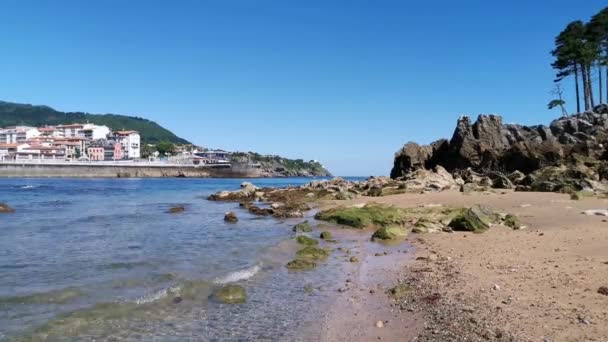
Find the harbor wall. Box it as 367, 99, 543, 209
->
0, 163, 262, 178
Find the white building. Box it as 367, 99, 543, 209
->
0, 126, 41, 144
115, 131, 140, 159
82, 124, 111, 140
55, 124, 84, 138
55, 124, 110, 140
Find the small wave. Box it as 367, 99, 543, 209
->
213, 263, 262, 285
134, 285, 180, 305
21, 185, 37, 189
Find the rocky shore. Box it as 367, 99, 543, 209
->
391, 105, 608, 198
208, 161, 608, 341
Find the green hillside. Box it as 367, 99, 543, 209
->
0, 101, 189, 144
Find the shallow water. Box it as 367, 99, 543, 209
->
0, 177, 363, 341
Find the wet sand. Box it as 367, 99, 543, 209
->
322, 190, 608, 341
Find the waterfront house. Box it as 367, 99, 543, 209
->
88, 139, 123, 161
114, 131, 140, 159
87, 146, 105, 161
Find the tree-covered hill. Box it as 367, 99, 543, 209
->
232, 151, 331, 177
0, 101, 189, 144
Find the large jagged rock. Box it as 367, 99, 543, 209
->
390, 108, 608, 195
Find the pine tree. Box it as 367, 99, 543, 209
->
552, 21, 586, 112
588, 7, 608, 104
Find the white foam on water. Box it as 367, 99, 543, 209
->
213, 263, 262, 285
21, 185, 36, 189
134, 285, 181, 305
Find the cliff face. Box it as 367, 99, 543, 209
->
231, 152, 331, 177
391, 104, 608, 178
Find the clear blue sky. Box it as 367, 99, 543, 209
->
0, 0, 605, 176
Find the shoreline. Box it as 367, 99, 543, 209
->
320, 190, 608, 341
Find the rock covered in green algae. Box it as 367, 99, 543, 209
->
0, 202, 14, 213
286, 259, 317, 271
314, 203, 408, 229
319, 231, 333, 239
503, 213, 522, 229
296, 235, 319, 246
295, 246, 330, 260
371, 226, 409, 241
411, 218, 445, 234
448, 205, 496, 232
293, 221, 313, 233
212, 285, 247, 304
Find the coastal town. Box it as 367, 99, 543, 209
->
0, 124, 141, 161
0, 123, 234, 165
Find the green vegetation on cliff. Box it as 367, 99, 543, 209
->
232, 152, 331, 176
0, 101, 189, 144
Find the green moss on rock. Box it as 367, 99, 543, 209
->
320, 231, 333, 240
503, 213, 522, 230
314, 203, 408, 229
212, 285, 246, 304
295, 246, 330, 260
286, 259, 317, 271
448, 205, 494, 233
296, 235, 319, 246
293, 221, 313, 233
371, 226, 409, 241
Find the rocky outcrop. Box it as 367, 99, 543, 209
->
391, 106, 608, 194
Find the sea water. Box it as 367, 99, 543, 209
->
0, 177, 362, 341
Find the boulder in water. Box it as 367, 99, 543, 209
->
0, 203, 15, 213
293, 221, 313, 233
286, 259, 317, 271
224, 212, 238, 223
168, 206, 185, 214
212, 285, 247, 304
296, 235, 319, 246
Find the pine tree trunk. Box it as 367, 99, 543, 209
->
600, 64, 604, 104
575, 64, 581, 113
588, 64, 595, 108
582, 64, 590, 111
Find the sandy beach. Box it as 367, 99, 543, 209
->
321, 190, 608, 341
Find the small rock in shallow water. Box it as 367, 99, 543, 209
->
598, 286, 608, 296
349, 256, 359, 263
172, 296, 183, 304
168, 206, 185, 214
0, 203, 15, 213
212, 285, 247, 304
224, 211, 238, 223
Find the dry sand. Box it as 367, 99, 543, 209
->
322, 190, 608, 341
